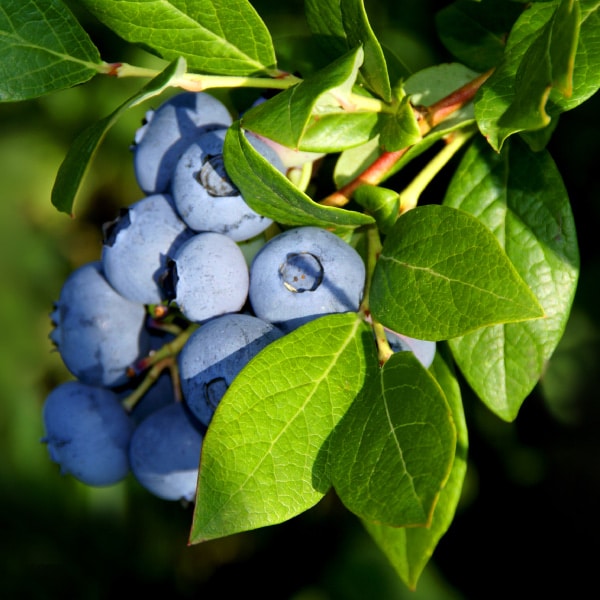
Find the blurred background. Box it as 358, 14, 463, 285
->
1, 1, 598, 598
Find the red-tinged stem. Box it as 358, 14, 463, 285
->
320, 147, 410, 207
420, 68, 494, 131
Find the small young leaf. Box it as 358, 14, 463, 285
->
353, 184, 399, 234
443, 137, 579, 421
363, 345, 468, 591
369, 204, 545, 341
51, 58, 187, 215
0, 0, 101, 102
330, 351, 456, 528
377, 92, 422, 152
223, 121, 374, 234
190, 313, 379, 542
435, 0, 525, 72
476, 0, 599, 151
241, 47, 365, 149
79, 0, 278, 76
305, 0, 392, 101
295, 112, 379, 153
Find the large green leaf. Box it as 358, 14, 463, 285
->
190, 313, 378, 542
364, 345, 468, 591
330, 351, 456, 528
443, 137, 579, 421
223, 121, 374, 234
304, 0, 392, 101
79, 0, 278, 76
51, 58, 186, 216
476, 0, 599, 151
0, 0, 101, 101
369, 204, 545, 341
241, 46, 365, 150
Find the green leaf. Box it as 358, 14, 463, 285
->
241, 46, 365, 150
363, 345, 468, 590
476, 0, 599, 151
443, 137, 579, 421
79, 0, 278, 76
51, 58, 186, 215
0, 0, 101, 101
223, 121, 374, 234
330, 350, 456, 528
294, 111, 379, 153
369, 204, 545, 341
305, 0, 392, 101
435, 0, 525, 72
190, 313, 378, 542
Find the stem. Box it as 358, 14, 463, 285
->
321, 147, 410, 207
171, 72, 302, 92
128, 322, 199, 376
288, 161, 314, 192
121, 322, 199, 411
419, 68, 494, 133
358, 226, 394, 365
358, 224, 383, 317
399, 128, 476, 214
106, 62, 385, 112
121, 358, 172, 412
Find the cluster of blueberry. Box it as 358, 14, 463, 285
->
42, 91, 435, 503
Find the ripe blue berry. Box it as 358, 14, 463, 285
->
41, 381, 134, 486
249, 226, 366, 331
161, 232, 249, 323
179, 313, 284, 426
132, 92, 232, 194
101, 193, 193, 305
129, 402, 204, 501
50, 261, 151, 387
171, 128, 285, 241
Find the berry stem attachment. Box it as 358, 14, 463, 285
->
121, 358, 173, 412
128, 323, 200, 376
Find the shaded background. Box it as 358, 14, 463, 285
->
1, 1, 599, 598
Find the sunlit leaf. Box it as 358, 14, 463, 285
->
444, 137, 579, 421
370, 204, 545, 341
190, 313, 378, 542
0, 0, 101, 101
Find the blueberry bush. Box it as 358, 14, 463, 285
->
2, 0, 598, 593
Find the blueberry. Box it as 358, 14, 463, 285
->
132, 91, 233, 194
49, 261, 151, 387
179, 313, 284, 426
101, 194, 194, 305
160, 232, 249, 323
171, 128, 285, 241
41, 381, 134, 486
129, 402, 204, 501
386, 331, 437, 369
248, 226, 366, 331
